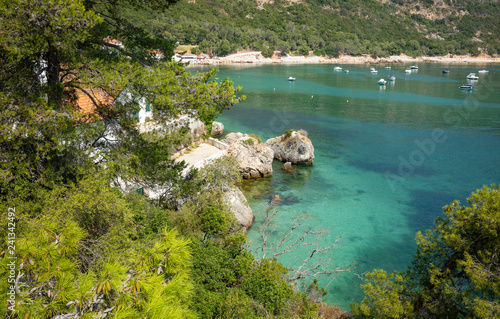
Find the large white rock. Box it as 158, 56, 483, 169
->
265, 131, 314, 165
224, 132, 274, 179
211, 121, 224, 137
223, 186, 254, 230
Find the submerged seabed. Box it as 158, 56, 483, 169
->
194, 63, 500, 310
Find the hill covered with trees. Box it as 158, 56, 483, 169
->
124, 0, 500, 57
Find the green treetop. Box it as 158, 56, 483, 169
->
0, 0, 242, 198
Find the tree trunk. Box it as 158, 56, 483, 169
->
47, 43, 62, 109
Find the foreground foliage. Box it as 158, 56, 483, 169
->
352, 185, 500, 318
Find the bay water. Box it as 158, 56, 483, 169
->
191, 63, 500, 310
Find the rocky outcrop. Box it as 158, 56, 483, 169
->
265, 130, 314, 165
224, 132, 274, 179
223, 186, 254, 230
281, 162, 293, 171
211, 121, 224, 137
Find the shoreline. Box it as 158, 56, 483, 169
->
190, 52, 500, 66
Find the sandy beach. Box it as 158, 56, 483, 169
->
192, 51, 500, 66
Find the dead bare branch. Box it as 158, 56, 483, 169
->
255, 206, 358, 289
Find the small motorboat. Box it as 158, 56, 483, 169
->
405, 69, 412, 73
478, 70, 489, 73
344, 69, 349, 73
377, 78, 387, 85
388, 75, 396, 81
459, 84, 477, 90
466, 73, 479, 80
442, 69, 450, 74
410, 65, 418, 70
287, 76, 296, 81
385, 66, 391, 69
334, 66, 342, 71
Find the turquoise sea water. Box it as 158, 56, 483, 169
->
191, 63, 500, 310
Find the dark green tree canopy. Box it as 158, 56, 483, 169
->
0, 0, 242, 196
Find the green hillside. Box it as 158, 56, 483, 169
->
125, 0, 500, 57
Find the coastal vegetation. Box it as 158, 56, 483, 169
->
124, 0, 500, 57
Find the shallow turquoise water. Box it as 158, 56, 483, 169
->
191, 63, 500, 310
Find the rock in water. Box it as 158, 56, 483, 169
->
211, 121, 224, 137
223, 186, 254, 231
281, 162, 293, 171
270, 194, 283, 206
224, 132, 274, 179
265, 130, 314, 165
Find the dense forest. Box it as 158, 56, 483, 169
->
125, 0, 500, 57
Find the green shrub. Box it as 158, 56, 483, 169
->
285, 129, 296, 137
314, 48, 326, 56
200, 205, 231, 236
241, 259, 294, 315
242, 138, 255, 146
261, 46, 274, 58
248, 133, 262, 143
298, 45, 310, 56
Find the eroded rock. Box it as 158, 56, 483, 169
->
265, 130, 314, 165
211, 121, 224, 137
224, 132, 274, 179
223, 186, 254, 230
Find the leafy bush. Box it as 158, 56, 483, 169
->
298, 45, 311, 56
242, 138, 256, 146
261, 46, 274, 58
249, 133, 262, 143
241, 258, 294, 315
285, 128, 297, 137
200, 204, 231, 236
325, 44, 340, 57
314, 49, 326, 56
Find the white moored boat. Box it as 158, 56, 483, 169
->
467, 73, 479, 80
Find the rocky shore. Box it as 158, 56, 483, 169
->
189, 52, 500, 66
